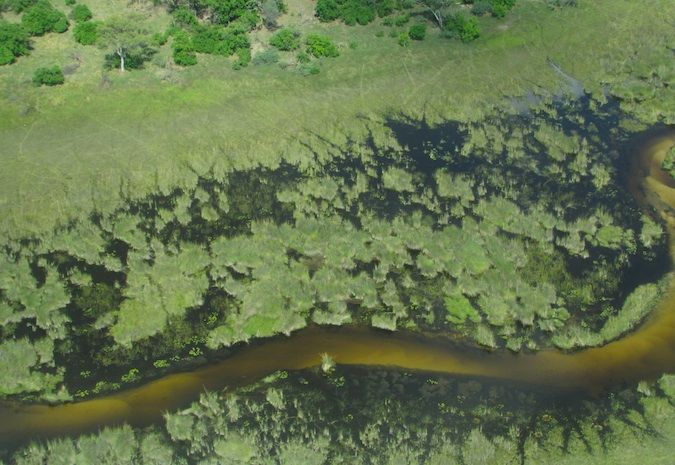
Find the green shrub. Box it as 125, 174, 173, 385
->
408, 23, 426, 40
315, 0, 340, 21
32, 65, 64, 86
71, 3, 92, 22
232, 46, 250, 69
5, 0, 37, 13
172, 29, 197, 66
296, 50, 309, 63
192, 24, 249, 56
0, 20, 30, 65
397, 31, 410, 46
393, 13, 409, 26
172, 5, 198, 28
299, 62, 320, 75
471, 0, 492, 15
315, 0, 389, 25
305, 33, 339, 58
444, 14, 480, 42
64, 0, 75, 5
73, 19, 96, 44
269, 27, 300, 51
21, 0, 69, 36
208, 0, 259, 27
382, 17, 394, 26
252, 48, 279, 65
489, 0, 516, 18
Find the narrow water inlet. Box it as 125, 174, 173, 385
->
1, 129, 674, 446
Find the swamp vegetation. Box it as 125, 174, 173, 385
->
1, 0, 674, 463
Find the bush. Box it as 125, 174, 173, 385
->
172, 30, 197, 66
393, 13, 409, 26
397, 31, 409, 46
444, 14, 480, 42
5, 0, 37, 13
21, 0, 69, 36
260, 0, 283, 28
251, 48, 279, 65
192, 24, 249, 56
315, 0, 387, 25
64, 0, 75, 5
71, 3, 92, 22
315, 0, 340, 21
471, 0, 492, 15
209, 0, 259, 27
489, 0, 516, 18
296, 50, 309, 63
0, 20, 30, 65
408, 23, 425, 40
73, 19, 96, 44
32, 65, 64, 86
305, 33, 339, 58
172, 6, 198, 28
299, 62, 319, 75
232, 46, 250, 69
269, 27, 300, 51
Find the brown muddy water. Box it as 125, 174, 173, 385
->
1, 130, 674, 445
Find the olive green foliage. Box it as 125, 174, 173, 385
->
11, 369, 675, 465
2, 0, 37, 13
191, 23, 249, 56
408, 23, 426, 40
32, 65, 64, 86
444, 14, 480, 42
305, 34, 339, 58
316, 0, 402, 25
21, 0, 69, 36
251, 48, 279, 65
0, 20, 30, 65
70, 3, 91, 22
73, 19, 96, 45
172, 29, 196, 66
663, 146, 675, 180
269, 27, 300, 51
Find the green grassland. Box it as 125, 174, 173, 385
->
0, 0, 672, 239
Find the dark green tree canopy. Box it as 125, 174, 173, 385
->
21, 0, 69, 36
0, 20, 30, 65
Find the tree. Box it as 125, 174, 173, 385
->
98, 15, 153, 72
0, 20, 30, 65
417, 0, 452, 29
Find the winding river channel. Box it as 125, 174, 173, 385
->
1, 129, 674, 445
